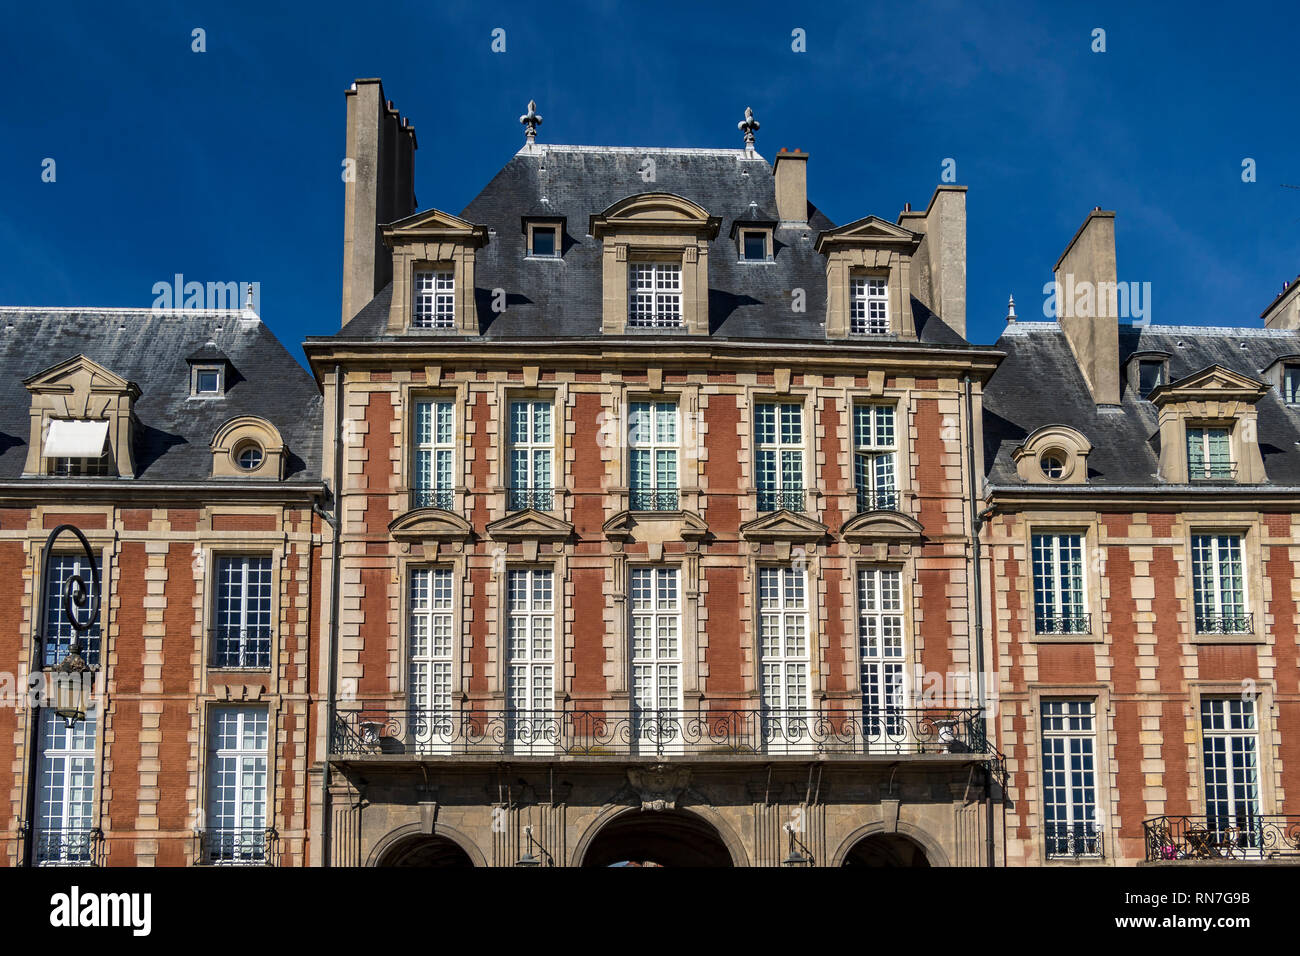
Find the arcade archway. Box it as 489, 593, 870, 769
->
580, 809, 736, 867
841, 833, 932, 867
376, 833, 476, 867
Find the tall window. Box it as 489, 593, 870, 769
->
629, 401, 678, 511
850, 276, 889, 334
34, 709, 97, 866
630, 567, 682, 742
1191, 534, 1248, 633
858, 568, 904, 737
1031, 533, 1088, 635
759, 567, 810, 746
413, 269, 455, 328
1284, 365, 1300, 405
853, 404, 897, 512
1041, 700, 1101, 858
43, 554, 102, 668
214, 556, 272, 669
206, 707, 269, 864
1138, 360, 1165, 398
413, 398, 455, 509
755, 402, 804, 512
629, 262, 682, 327
509, 400, 554, 511
507, 569, 554, 747
1202, 697, 1261, 851
1187, 426, 1233, 480
409, 568, 455, 747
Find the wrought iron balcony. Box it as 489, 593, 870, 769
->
628, 311, 683, 329
211, 628, 272, 670
1144, 814, 1300, 862
1194, 613, 1254, 635
412, 488, 455, 511
856, 487, 899, 512
756, 488, 805, 513
1035, 613, 1092, 636
508, 487, 554, 512
32, 827, 103, 867
199, 827, 279, 866
1044, 823, 1103, 860
331, 705, 989, 758
630, 489, 679, 512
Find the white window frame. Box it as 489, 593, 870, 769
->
630, 566, 683, 750
754, 401, 805, 512
413, 398, 456, 510
628, 400, 680, 511
852, 404, 897, 512
213, 555, 273, 669
857, 567, 905, 741
412, 269, 455, 329
192, 364, 225, 398
508, 400, 555, 511
628, 262, 683, 328
1201, 696, 1262, 855
1031, 533, 1089, 635
850, 275, 890, 334
1040, 699, 1102, 858
1191, 534, 1248, 633
408, 567, 455, 752
506, 569, 555, 752
759, 566, 811, 751
205, 706, 269, 864
43, 553, 102, 668
34, 708, 97, 866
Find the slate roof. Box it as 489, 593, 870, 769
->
327, 145, 971, 347
983, 321, 1300, 487
0, 308, 322, 483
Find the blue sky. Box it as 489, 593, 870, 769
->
2, 0, 1297, 364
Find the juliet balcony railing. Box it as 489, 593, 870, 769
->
1194, 612, 1254, 635
1189, 461, 1237, 483
508, 487, 555, 512
211, 628, 272, 670
630, 489, 679, 512
1034, 613, 1092, 636
1044, 823, 1103, 860
856, 487, 899, 513
412, 488, 455, 511
32, 827, 103, 867
198, 827, 279, 866
331, 705, 989, 759
1143, 814, 1300, 862
756, 488, 805, 513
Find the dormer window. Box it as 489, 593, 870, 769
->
742, 231, 767, 260
1138, 360, 1165, 398
629, 262, 682, 328
193, 365, 224, 397
413, 269, 455, 328
850, 275, 889, 334
1284, 364, 1300, 404
530, 225, 558, 258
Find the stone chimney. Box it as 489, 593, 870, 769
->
897, 185, 967, 339
1053, 209, 1120, 406
1262, 278, 1300, 329
773, 149, 808, 224
341, 78, 418, 325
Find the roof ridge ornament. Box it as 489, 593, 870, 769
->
738, 106, 760, 151
520, 100, 543, 145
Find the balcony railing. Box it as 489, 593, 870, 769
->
1189, 461, 1237, 482
32, 827, 103, 867
756, 488, 805, 513
1034, 613, 1092, 636
630, 489, 679, 512
331, 705, 988, 758
211, 628, 272, 670
1194, 612, 1254, 635
1144, 814, 1300, 862
1045, 823, 1103, 860
199, 827, 279, 866
412, 488, 455, 511
856, 487, 899, 512
508, 487, 554, 512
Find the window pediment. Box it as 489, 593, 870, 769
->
739, 510, 828, 544
813, 216, 922, 255
603, 509, 708, 544
589, 192, 720, 239
486, 509, 574, 542
389, 507, 473, 545
840, 510, 924, 544
1149, 365, 1268, 407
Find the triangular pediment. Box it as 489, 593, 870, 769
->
603, 509, 709, 542
389, 508, 474, 543
739, 510, 829, 543
815, 216, 921, 253
24, 354, 137, 395
840, 510, 925, 544
1150, 364, 1268, 406
486, 508, 575, 541
383, 208, 489, 246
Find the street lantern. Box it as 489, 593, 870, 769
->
40, 524, 101, 727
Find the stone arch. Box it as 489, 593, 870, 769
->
830, 821, 951, 868
367, 821, 488, 868
572, 804, 750, 868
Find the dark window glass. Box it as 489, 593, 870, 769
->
532, 228, 556, 257
1138, 360, 1164, 398
743, 232, 767, 261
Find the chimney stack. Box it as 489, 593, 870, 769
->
773, 148, 809, 224
341, 78, 418, 325
897, 185, 967, 339
1053, 209, 1120, 405
1262, 276, 1300, 329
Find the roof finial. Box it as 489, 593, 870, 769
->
1006, 294, 1017, 323
738, 106, 760, 150
520, 100, 543, 145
